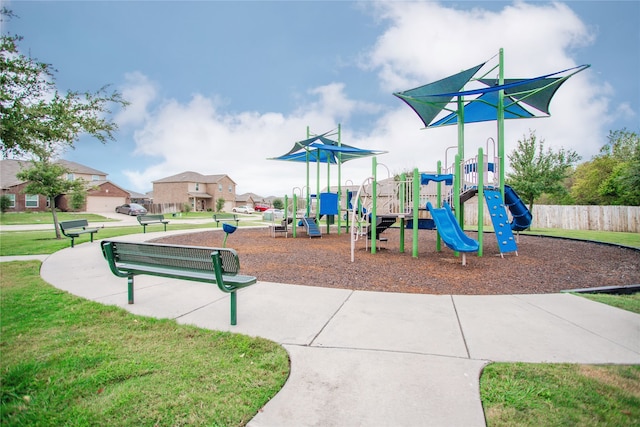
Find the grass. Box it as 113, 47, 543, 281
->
0, 261, 290, 426
481, 363, 640, 426
0, 213, 266, 256
578, 292, 640, 315
522, 228, 640, 248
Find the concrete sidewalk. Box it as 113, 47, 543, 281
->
33, 231, 640, 426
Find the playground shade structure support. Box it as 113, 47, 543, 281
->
426, 202, 479, 265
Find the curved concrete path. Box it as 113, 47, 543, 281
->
34, 230, 640, 427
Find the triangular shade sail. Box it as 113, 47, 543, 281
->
395, 63, 590, 128
478, 77, 563, 115
393, 63, 486, 128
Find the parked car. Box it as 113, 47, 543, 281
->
254, 203, 270, 212
232, 205, 255, 214
115, 203, 147, 216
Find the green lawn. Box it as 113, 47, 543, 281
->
0, 262, 289, 426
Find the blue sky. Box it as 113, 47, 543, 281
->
4, 0, 639, 198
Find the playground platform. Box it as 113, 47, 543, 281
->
5, 227, 639, 426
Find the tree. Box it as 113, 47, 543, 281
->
0, 195, 11, 213
216, 198, 225, 212
1, 10, 127, 158
16, 160, 86, 239
1, 9, 127, 237
272, 198, 284, 210
570, 129, 640, 205
506, 130, 580, 212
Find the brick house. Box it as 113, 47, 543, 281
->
1, 159, 130, 213
152, 171, 237, 212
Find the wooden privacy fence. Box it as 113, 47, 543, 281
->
464, 204, 640, 233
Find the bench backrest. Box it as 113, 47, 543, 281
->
213, 213, 236, 219
138, 214, 164, 222
60, 219, 89, 231
103, 241, 241, 276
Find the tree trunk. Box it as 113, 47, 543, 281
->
51, 203, 61, 239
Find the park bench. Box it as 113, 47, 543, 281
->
137, 214, 169, 233
213, 213, 240, 227
59, 219, 99, 248
101, 240, 257, 325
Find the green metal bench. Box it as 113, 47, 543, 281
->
101, 240, 257, 325
213, 213, 239, 227
137, 214, 169, 233
59, 219, 99, 248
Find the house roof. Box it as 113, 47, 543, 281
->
56, 159, 108, 176
153, 171, 236, 185
1, 159, 117, 192
0, 159, 27, 188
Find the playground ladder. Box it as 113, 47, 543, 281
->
484, 189, 518, 256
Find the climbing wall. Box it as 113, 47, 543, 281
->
484, 189, 518, 255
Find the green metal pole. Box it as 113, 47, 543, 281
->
399, 172, 406, 253
305, 150, 310, 218
292, 193, 297, 238
337, 123, 342, 235
457, 95, 465, 229
371, 157, 377, 254
412, 168, 419, 258
326, 158, 330, 234
306, 126, 311, 217
477, 148, 484, 257
436, 160, 442, 252
453, 154, 461, 258
498, 48, 506, 198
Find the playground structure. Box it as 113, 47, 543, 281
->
271, 49, 588, 264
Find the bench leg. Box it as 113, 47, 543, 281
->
230, 291, 237, 325
90, 233, 94, 243
142, 225, 147, 234
128, 274, 134, 304
70, 237, 75, 248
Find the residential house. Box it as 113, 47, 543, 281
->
0, 159, 130, 213
152, 171, 237, 212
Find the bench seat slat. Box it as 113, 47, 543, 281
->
116, 263, 256, 286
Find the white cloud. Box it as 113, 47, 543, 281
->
115, 72, 157, 127
121, 1, 615, 196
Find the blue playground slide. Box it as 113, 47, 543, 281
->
426, 202, 479, 253
504, 185, 532, 231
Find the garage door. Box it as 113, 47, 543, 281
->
86, 196, 125, 213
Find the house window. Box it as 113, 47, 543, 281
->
66, 173, 75, 180
91, 175, 100, 181
195, 183, 200, 191
218, 184, 222, 191
25, 194, 39, 208
228, 185, 232, 193
5, 194, 15, 208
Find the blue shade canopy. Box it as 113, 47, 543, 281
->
394, 63, 590, 128
270, 134, 387, 164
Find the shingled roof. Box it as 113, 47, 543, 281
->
153, 171, 235, 184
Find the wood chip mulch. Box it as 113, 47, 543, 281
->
152, 227, 640, 295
